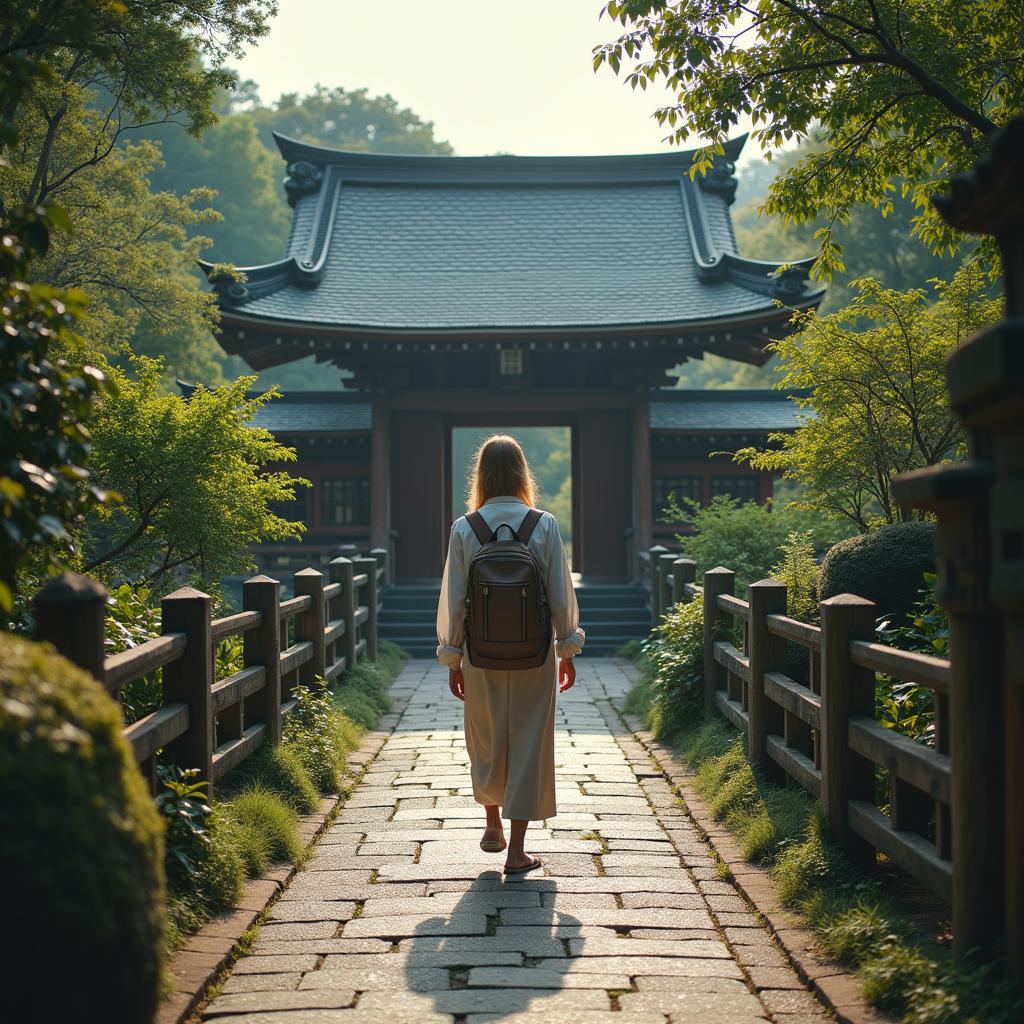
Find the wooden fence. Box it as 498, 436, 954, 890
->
636, 118, 1024, 972
32, 549, 388, 797
641, 547, 959, 933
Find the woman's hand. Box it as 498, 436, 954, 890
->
449, 668, 465, 701
558, 657, 576, 692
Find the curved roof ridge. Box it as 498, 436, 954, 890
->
272, 131, 749, 182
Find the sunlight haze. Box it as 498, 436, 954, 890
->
234, 0, 754, 159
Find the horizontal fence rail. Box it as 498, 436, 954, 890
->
33, 548, 390, 797
642, 545, 959, 920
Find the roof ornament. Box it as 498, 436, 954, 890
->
770, 264, 811, 301
697, 155, 739, 205
284, 160, 324, 207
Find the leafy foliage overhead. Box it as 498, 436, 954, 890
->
84, 356, 308, 588
735, 266, 1000, 528
594, 0, 1023, 273
2, 83, 223, 376
0, 0, 276, 208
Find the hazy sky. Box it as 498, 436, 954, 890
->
234, 0, 755, 160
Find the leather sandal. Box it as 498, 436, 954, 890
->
503, 855, 542, 875
480, 825, 506, 853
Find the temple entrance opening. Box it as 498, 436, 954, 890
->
449, 425, 574, 567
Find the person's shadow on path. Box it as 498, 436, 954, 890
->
402, 872, 585, 1021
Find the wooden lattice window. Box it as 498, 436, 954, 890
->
653, 475, 703, 519
709, 474, 761, 504
321, 477, 371, 526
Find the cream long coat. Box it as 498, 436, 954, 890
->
436, 496, 585, 821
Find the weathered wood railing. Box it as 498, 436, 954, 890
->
32, 549, 389, 796
640, 549, 966, 938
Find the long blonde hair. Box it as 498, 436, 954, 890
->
466, 434, 539, 512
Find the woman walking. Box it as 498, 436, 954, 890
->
436, 435, 584, 875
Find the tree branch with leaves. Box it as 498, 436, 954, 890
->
594, 0, 1022, 274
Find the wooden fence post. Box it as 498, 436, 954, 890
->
648, 544, 668, 624
702, 567, 734, 717
294, 568, 326, 684
659, 552, 677, 615
32, 572, 109, 692
369, 547, 389, 587
331, 557, 356, 673
243, 575, 282, 745
161, 587, 214, 790
672, 557, 696, 605
746, 579, 788, 766
355, 556, 379, 661
819, 593, 876, 865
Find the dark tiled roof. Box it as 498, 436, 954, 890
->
250, 397, 370, 433
202, 135, 823, 333
650, 390, 809, 431
175, 381, 370, 433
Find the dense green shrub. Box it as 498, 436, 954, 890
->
819, 521, 936, 623
667, 495, 844, 594
641, 598, 705, 739
228, 786, 302, 865
0, 634, 165, 1023
770, 531, 820, 623
284, 683, 350, 792
156, 765, 213, 889
250, 739, 319, 813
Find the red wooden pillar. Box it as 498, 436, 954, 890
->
577, 409, 631, 579
390, 410, 446, 579
631, 390, 652, 581
370, 392, 391, 558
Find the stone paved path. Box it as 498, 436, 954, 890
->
205, 659, 829, 1023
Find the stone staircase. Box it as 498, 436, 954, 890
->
378, 580, 651, 659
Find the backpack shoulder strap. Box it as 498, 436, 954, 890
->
466, 511, 493, 545
517, 508, 543, 544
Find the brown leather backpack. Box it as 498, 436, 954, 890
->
463, 508, 552, 670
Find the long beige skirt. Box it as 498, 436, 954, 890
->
462, 644, 557, 821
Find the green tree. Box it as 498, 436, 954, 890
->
0, 202, 109, 619
735, 266, 1000, 529
246, 85, 454, 158
594, 0, 1023, 274
140, 96, 289, 266
0, 1, 276, 380
0, 0, 275, 209
83, 356, 308, 589
732, 139, 958, 313
2, 86, 224, 379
